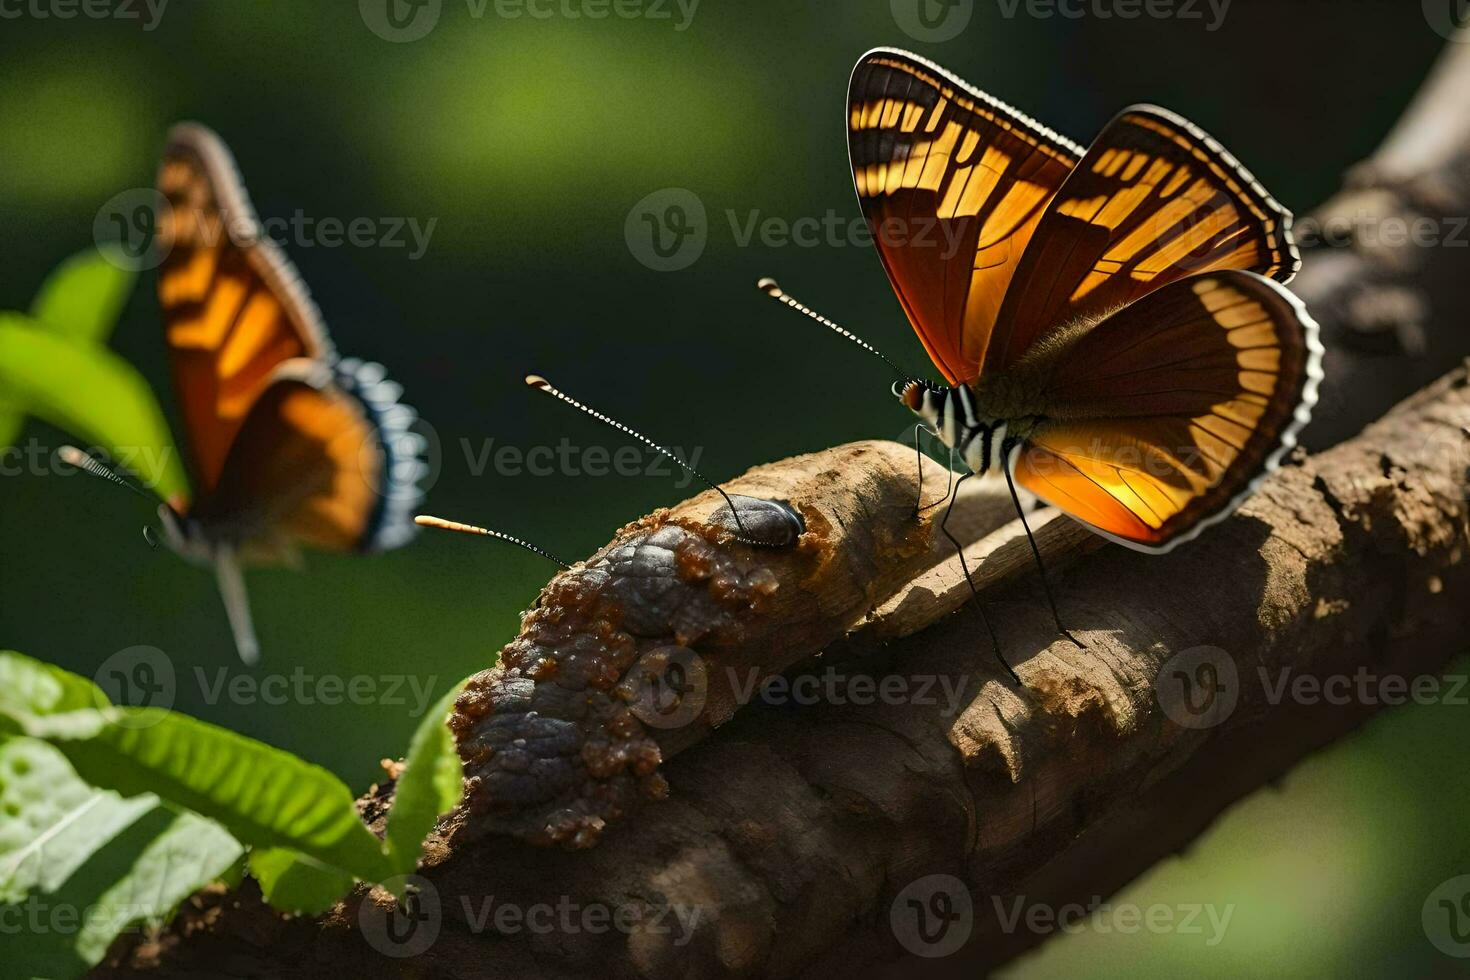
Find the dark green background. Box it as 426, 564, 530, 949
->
1, 0, 1466, 974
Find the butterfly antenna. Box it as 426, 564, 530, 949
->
757, 277, 908, 381
60, 445, 171, 548
59, 446, 155, 503
524, 374, 760, 545
414, 515, 570, 569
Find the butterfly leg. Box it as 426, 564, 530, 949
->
941, 473, 1022, 686
1001, 446, 1086, 650
214, 544, 261, 666
912, 424, 954, 517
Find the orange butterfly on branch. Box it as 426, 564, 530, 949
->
72, 124, 427, 664
764, 49, 1322, 683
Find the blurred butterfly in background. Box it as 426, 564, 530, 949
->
71, 124, 426, 664
763, 48, 1321, 681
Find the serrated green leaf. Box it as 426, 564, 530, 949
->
0, 652, 391, 885
383, 681, 466, 871
248, 847, 355, 915
29, 245, 137, 345
0, 316, 187, 503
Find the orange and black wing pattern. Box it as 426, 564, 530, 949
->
985, 105, 1300, 374
848, 48, 1083, 385
155, 122, 334, 500
191, 359, 423, 554
1011, 271, 1322, 552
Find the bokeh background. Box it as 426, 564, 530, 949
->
1, 0, 1467, 975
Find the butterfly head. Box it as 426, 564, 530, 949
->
156, 505, 213, 565
894, 378, 942, 421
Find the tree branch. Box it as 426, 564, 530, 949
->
102, 31, 1470, 980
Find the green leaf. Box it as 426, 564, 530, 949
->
29, 245, 137, 345
0, 245, 140, 451
71, 808, 241, 968
0, 737, 241, 979
247, 847, 355, 916
0, 651, 108, 720
383, 681, 466, 871
0, 316, 187, 503
0, 405, 21, 450
0, 738, 154, 903
0, 652, 392, 885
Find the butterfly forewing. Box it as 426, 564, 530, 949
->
1010, 271, 1321, 552
156, 123, 334, 497
847, 48, 1083, 384
985, 106, 1300, 374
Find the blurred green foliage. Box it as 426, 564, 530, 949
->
0, 0, 1461, 974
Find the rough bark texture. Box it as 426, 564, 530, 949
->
100, 31, 1470, 980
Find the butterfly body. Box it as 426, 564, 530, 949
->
139, 123, 427, 662
852, 48, 1322, 555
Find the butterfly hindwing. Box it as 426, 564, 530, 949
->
156, 122, 335, 499
985, 105, 1300, 374
848, 48, 1083, 384
192, 358, 424, 554
1009, 271, 1322, 552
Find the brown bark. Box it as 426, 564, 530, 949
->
101, 30, 1470, 980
